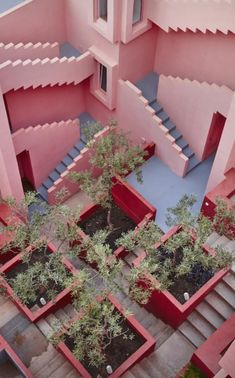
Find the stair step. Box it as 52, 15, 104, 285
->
79, 112, 96, 125
187, 310, 216, 338
213, 281, 235, 307
130, 362, 151, 378
156, 110, 169, 123
62, 155, 73, 167
223, 240, 235, 253
55, 162, 67, 174
65, 370, 82, 378
206, 232, 221, 247
74, 140, 86, 151
43, 178, 54, 189
179, 320, 206, 348
36, 319, 53, 337
122, 371, 136, 378
149, 100, 162, 114
175, 137, 188, 149
155, 325, 174, 349
162, 119, 176, 132
139, 358, 157, 377
30, 344, 57, 374
205, 291, 234, 319
46, 313, 62, 328
49, 361, 76, 378
63, 304, 78, 319
211, 235, 230, 248
49, 170, 60, 182
196, 301, 225, 329
141, 313, 158, 329
147, 319, 169, 338
187, 155, 200, 173
55, 309, 70, 323
68, 147, 80, 159
123, 253, 136, 266
169, 128, 182, 141
37, 186, 48, 202
223, 272, 235, 291
182, 146, 194, 158
36, 353, 66, 378
135, 72, 159, 103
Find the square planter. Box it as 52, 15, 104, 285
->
133, 226, 230, 329
76, 177, 156, 263
0, 335, 33, 378
0, 243, 77, 322
56, 294, 156, 378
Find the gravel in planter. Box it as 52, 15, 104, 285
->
79, 203, 136, 251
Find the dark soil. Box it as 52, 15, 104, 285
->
5, 249, 70, 309
79, 203, 136, 251
154, 246, 215, 304
65, 318, 144, 378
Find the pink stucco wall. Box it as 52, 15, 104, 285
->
116, 80, 187, 176
5, 83, 86, 131
0, 0, 66, 43
154, 29, 235, 90
12, 120, 80, 188
0, 90, 23, 200
207, 93, 235, 192
119, 26, 157, 83
157, 75, 233, 159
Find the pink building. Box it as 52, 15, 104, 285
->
0, 0, 234, 205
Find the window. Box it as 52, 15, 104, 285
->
132, 0, 142, 24
99, 0, 108, 21
99, 64, 107, 92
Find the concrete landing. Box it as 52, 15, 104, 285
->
59, 43, 82, 58
0, 0, 25, 13
127, 154, 215, 232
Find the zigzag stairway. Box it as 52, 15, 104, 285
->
135, 72, 200, 175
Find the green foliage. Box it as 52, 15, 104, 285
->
182, 363, 206, 378
213, 197, 235, 239
70, 121, 146, 217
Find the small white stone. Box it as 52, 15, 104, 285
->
183, 292, 190, 301
40, 297, 46, 306
106, 365, 113, 374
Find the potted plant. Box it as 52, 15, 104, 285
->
117, 195, 235, 328
0, 192, 81, 321
70, 121, 156, 256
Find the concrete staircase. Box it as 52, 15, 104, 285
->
32, 304, 80, 378
135, 72, 200, 174
177, 232, 235, 349
37, 112, 100, 202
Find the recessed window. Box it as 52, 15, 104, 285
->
99, 0, 108, 21
99, 64, 107, 92
132, 0, 142, 24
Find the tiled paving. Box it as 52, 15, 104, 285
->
127, 154, 215, 232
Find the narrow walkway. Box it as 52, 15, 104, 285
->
127, 154, 215, 232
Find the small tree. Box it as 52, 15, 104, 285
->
116, 196, 235, 300
70, 121, 146, 230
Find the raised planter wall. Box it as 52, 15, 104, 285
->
0, 335, 33, 378
57, 294, 156, 378
0, 243, 76, 322
133, 226, 230, 329
191, 313, 235, 377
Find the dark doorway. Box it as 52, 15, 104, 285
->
16, 150, 35, 191
203, 112, 226, 160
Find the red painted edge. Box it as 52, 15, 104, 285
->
0, 335, 33, 378
132, 226, 230, 329
57, 294, 156, 378
0, 243, 77, 322
191, 313, 235, 377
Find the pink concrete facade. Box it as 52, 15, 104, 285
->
0, 0, 234, 201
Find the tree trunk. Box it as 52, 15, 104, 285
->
107, 208, 113, 231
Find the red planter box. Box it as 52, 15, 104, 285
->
133, 226, 230, 329
77, 177, 156, 262
201, 168, 235, 237
0, 243, 77, 322
191, 313, 235, 377
57, 294, 156, 378
0, 335, 33, 378
0, 203, 22, 266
